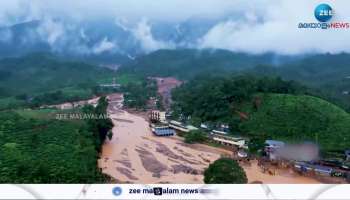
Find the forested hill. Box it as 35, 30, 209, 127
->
248, 53, 350, 111
120, 49, 350, 87
118, 49, 289, 79
171, 75, 350, 152
0, 53, 114, 98
250, 53, 350, 86
119, 49, 350, 110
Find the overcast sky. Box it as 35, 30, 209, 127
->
0, 0, 349, 55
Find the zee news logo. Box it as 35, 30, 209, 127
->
298, 3, 350, 29
314, 3, 333, 22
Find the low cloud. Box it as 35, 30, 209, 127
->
131, 19, 175, 53
93, 37, 116, 54
199, 1, 350, 55
37, 18, 65, 46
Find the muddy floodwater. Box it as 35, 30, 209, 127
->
98, 93, 321, 184
98, 93, 229, 183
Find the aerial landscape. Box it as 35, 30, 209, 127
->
0, 0, 350, 185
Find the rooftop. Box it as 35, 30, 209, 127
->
265, 140, 285, 147
153, 128, 175, 136
345, 150, 350, 155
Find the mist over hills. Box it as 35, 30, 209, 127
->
0, 18, 217, 63
2, 0, 350, 59
0, 0, 349, 111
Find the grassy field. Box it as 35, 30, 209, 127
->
116, 73, 143, 85
0, 97, 26, 110
14, 108, 59, 119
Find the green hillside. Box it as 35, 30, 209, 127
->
248, 53, 350, 111
0, 53, 121, 109
240, 94, 350, 151
171, 75, 350, 152
0, 53, 115, 98
0, 97, 112, 183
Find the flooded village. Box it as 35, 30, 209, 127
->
45, 77, 350, 184
94, 77, 349, 184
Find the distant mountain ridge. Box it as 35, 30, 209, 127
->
118, 49, 350, 110
119, 49, 296, 79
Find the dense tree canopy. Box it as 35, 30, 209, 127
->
172, 74, 350, 151
204, 158, 247, 184
122, 78, 157, 110
172, 75, 305, 123
83, 96, 113, 152
184, 130, 207, 144
0, 53, 117, 110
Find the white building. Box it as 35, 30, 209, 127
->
169, 120, 198, 133
150, 110, 167, 123
210, 132, 247, 149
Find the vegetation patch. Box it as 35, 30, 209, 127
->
172, 75, 350, 152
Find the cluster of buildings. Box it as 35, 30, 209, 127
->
148, 110, 248, 152
149, 109, 350, 181
99, 77, 121, 88
264, 139, 350, 181
149, 110, 198, 136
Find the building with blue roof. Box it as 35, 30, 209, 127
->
152, 126, 175, 136
294, 161, 333, 175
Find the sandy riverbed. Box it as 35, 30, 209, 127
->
98, 93, 321, 184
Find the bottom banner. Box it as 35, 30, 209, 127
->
0, 184, 350, 199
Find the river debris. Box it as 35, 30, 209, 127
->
171, 164, 202, 175
155, 142, 202, 165
174, 146, 194, 157
113, 118, 134, 123
135, 146, 167, 177
116, 167, 138, 180
198, 154, 211, 163
116, 159, 132, 168
121, 148, 128, 157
